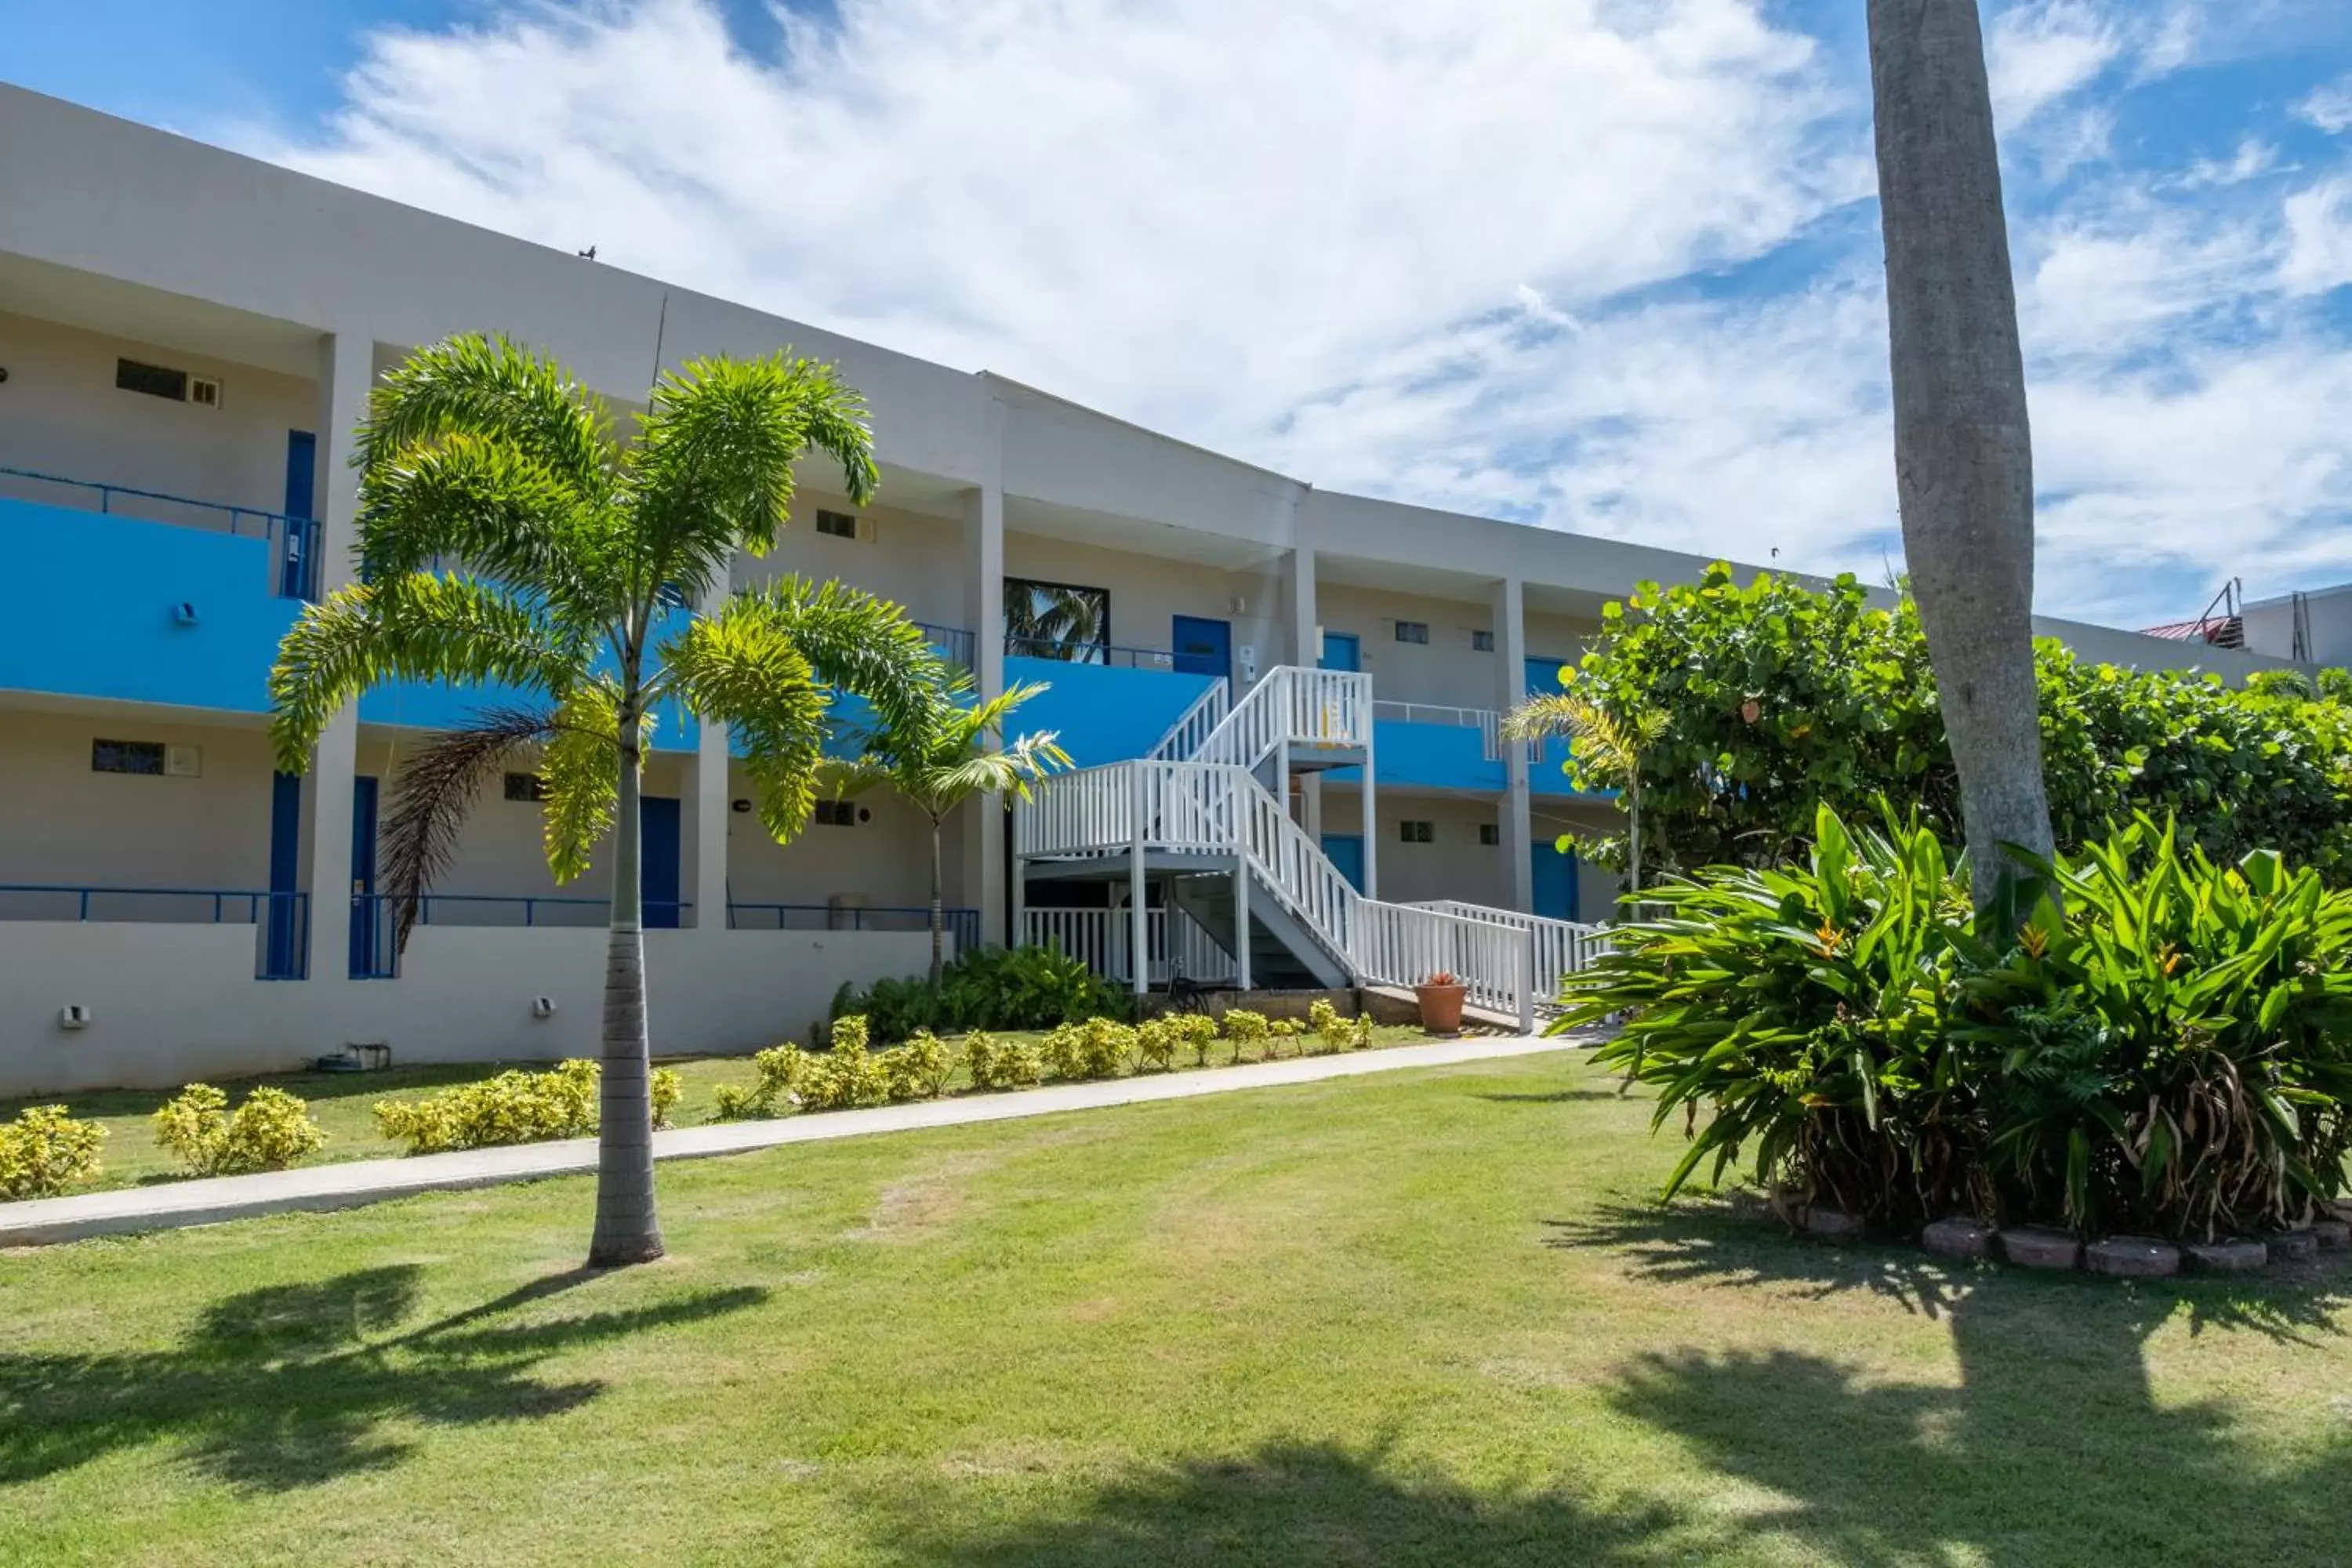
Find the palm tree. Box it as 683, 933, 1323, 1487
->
1501, 686, 1668, 906
830, 674, 1071, 982
269, 334, 942, 1268
1867, 0, 2054, 910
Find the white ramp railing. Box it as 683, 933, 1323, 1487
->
1405, 900, 1612, 1001
1349, 901, 1534, 1024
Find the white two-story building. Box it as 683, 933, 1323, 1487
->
0, 84, 2294, 1093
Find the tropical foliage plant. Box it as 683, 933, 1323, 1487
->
829, 673, 1069, 982
270, 334, 938, 1265
152, 1084, 326, 1176
373, 1059, 681, 1154
1555, 564, 2352, 890
0, 1106, 106, 1200
830, 944, 1126, 1042
1563, 804, 2352, 1240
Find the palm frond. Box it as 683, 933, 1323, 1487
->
543, 680, 624, 883
626, 354, 881, 605
681, 578, 945, 742
269, 574, 588, 770
380, 707, 559, 953
358, 333, 614, 506
358, 430, 618, 608
659, 608, 829, 846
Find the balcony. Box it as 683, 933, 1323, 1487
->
0, 883, 309, 980
1312, 702, 1584, 795
1001, 640, 1218, 767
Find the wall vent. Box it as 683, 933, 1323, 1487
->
115, 358, 189, 401
165, 745, 204, 779
189, 376, 223, 408
815, 508, 859, 539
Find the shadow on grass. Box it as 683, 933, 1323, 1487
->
0, 1264, 765, 1492
1549, 1196, 2352, 1566
891, 1438, 1682, 1567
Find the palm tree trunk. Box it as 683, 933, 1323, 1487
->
588, 688, 665, 1268
1867, 0, 2054, 910
928, 817, 945, 987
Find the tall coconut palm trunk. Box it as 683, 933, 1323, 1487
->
1867, 0, 2055, 909
590, 695, 664, 1267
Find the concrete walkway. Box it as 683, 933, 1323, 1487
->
0, 1033, 1586, 1247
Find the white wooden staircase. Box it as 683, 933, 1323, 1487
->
1013, 666, 1605, 1027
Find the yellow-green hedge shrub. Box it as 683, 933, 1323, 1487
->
0, 1105, 107, 1200
153, 1083, 325, 1176
1221, 1009, 1271, 1062
713, 1044, 811, 1120
964, 1031, 1042, 1091
374, 1059, 601, 1153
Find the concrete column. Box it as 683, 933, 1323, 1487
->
1130, 768, 1149, 997
302, 328, 376, 982
1359, 725, 1378, 902
1283, 543, 1322, 833
1492, 575, 1534, 914
960, 401, 1009, 944
691, 581, 731, 932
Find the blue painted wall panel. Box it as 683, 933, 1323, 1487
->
0, 500, 298, 711
1002, 656, 1217, 767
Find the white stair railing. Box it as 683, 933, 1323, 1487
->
1188, 666, 1373, 769
1024, 906, 1227, 984
1349, 901, 1533, 1024
1147, 678, 1230, 762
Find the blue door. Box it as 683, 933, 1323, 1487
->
641, 797, 682, 929
1322, 833, 1365, 892
349, 775, 383, 978
1526, 656, 1569, 695
1319, 632, 1361, 673
264, 772, 303, 978
1171, 615, 1232, 682
281, 430, 317, 598
1532, 837, 1580, 921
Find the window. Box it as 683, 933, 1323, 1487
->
1471, 629, 1495, 652
1479, 822, 1501, 846
92, 739, 166, 775
1393, 620, 1430, 644
1005, 578, 1112, 662
1398, 819, 1435, 844
504, 772, 548, 802
114, 358, 189, 401
815, 799, 866, 827
815, 508, 858, 539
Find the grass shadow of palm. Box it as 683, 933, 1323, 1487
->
0, 1263, 765, 1492
1551, 1194, 2352, 1565
887, 1437, 1682, 1567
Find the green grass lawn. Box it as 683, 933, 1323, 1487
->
3, 1049, 2347, 1566
0, 1025, 1445, 1192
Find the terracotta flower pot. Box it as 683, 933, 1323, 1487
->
1414, 982, 1468, 1034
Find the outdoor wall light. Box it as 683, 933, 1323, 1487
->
172, 602, 201, 626
731, 798, 753, 814
59, 1004, 90, 1031
531, 997, 556, 1019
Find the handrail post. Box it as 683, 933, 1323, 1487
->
1233, 776, 1253, 993
1519, 928, 1537, 1034
1129, 764, 1149, 998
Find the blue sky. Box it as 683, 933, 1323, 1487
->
11, 1, 2352, 629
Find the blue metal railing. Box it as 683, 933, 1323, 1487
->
728, 902, 978, 949
1004, 635, 1180, 670
916, 622, 977, 669
0, 884, 310, 980
347, 894, 698, 979
0, 464, 321, 600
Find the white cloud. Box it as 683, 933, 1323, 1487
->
2300, 75, 2352, 135
244, 0, 2352, 627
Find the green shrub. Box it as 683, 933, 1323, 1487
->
832, 945, 1127, 1042
1221, 1009, 1271, 1062
712, 1045, 812, 1121
374, 1059, 601, 1153
1307, 1000, 1354, 1054
650, 1068, 684, 1128
1175, 1013, 1219, 1066
1350, 1014, 1375, 1051
152, 1083, 325, 1176
1133, 1018, 1180, 1073
963, 1030, 1043, 1091
1267, 1018, 1304, 1056
0, 1105, 107, 1200
802, 1016, 891, 1110
1044, 1018, 1132, 1080
1564, 804, 2352, 1240
883, 1031, 953, 1102
1558, 561, 2352, 887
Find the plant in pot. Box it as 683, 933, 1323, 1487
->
1414, 971, 1468, 1034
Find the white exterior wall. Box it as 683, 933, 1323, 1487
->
724, 760, 942, 914
1523, 612, 1601, 677
1318, 584, 1499, 708
1325, 790, 1513, 909
731, 488, 971, 633
1002, 532, 1286, 672
0, 710, 276, 898
0, 310, 316, 527
0, 924, 930, 1095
